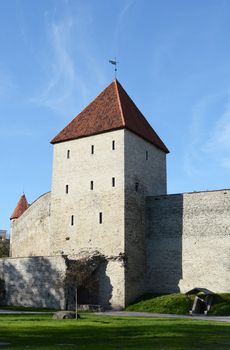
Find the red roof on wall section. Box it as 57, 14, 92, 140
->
51, 80, 169, 153
10, 194, 29, 220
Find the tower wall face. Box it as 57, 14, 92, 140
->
124, 130, 167, 196
124, 129, 167, 305
146, 190, 230, 294
50, 129, 125, 257
50, 130, 125, 308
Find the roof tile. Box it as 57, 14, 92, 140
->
10, 194, 29, 220
51, 80, 169, 153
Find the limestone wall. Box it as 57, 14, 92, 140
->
10, 192, 51, 257
125, 129, 167, 197
0, 255, 125, 309
146, 190, 230, 294
0, 255, 66, 309
50, 130, 125, 258
98, 259, 125, 309
124, 130, 167, 304
50, 130, 126, 307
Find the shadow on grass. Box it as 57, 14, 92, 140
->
0, 315, 230, 349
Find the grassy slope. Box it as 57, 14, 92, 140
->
126, 293, 230, 316
126, 293, 192, 314
0, 314, 230, 350
209, 294, 230, 316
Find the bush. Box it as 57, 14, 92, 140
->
0, 239, 9, 258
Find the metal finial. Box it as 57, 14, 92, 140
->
109, 58, 118, 78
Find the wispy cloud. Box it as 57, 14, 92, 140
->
113, 0, 135, 54
30, 1, 136, 117
31, 14, 88, 115
117, 0, 135, 26
183, 95, 213, 177
183, 92, 230, 177
30, 3, 107, 117
203, 96, 230, 169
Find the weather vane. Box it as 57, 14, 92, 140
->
109, 58, 118, 78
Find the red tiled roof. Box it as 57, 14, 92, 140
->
10, 194, 29, 220
51, 80, 169, 153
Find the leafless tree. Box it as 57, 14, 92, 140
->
64, 252, 106, 312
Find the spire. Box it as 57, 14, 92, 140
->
51, 80, 169, 153
10, 194, 29, 220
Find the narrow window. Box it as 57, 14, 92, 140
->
112, 140, 115, 150
90, 181, 94, 190
91, 145, 94, 154
65, 185, 69, 194
67, 150, 70, 159
71, 215, 74, 226
146, 150, 148, 160
135, 182, 139, 192
99, 212, 102, 224
112, 177, 115, 187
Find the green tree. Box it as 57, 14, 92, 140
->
0, 239, 10, 258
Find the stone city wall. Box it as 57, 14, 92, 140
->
0, 254, 125, 309
0, 255, 66, 309
10, 192, 51, 257
146, 189, 230, 294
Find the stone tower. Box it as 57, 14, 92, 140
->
6, 80, 230, 311
50, 80, 169, 307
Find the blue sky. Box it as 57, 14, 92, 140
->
1, 0, 230, 231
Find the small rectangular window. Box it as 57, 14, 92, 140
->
65, 185, 69, 194
99, 212, 102, 224
135, 182, 139, 192
91, 145, 94, 154
90, 181, 94, 190
112, 140, 115, 150
146, 150, 148, 160
67, 150, 70, 159
71, 215, 74, 226
112, 177, 115, 187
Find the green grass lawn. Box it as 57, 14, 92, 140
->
0, 313, 229, 349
